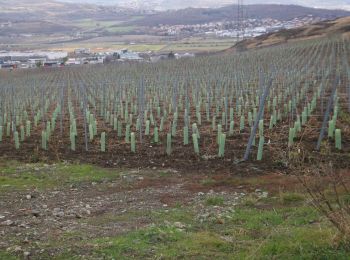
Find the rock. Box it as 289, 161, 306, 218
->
26, 195, 32, 200
31, 210, 40, 217
55, 212, 64, 217
13, 246, 22, 252
19, 223, 30, 229
53, 208, 64, 217
260, 192, 269, 198
0, 215, 5, 220
23, 251, 31, 257
173, 222, 186, 229
1, 220, 14, 226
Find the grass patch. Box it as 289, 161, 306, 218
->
106, 26, 137, 34
256, 227, 349, 259
90, 205, 345, 259
163, 231, 235, 258
61, 164, 118, 183
242, 194, 260, 207
339, 108, 350, 123
341, 194, 350, 205
280, 192, 306, 205
150, 208, 195, 225
205, 196, 225, 206
0, 162, 120, 192
200, 178, 216, 186
93, 226, 234, 259
94, 226, 185, 259
0, 251, 18, 260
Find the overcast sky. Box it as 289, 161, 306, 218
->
57, 0, 350, 10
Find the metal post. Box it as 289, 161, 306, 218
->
243, 78, 273, 161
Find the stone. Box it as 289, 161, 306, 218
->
53, 208, 64, 217
173, 222, 186, 229
31, 210, 40, 217
1, 220, 14, 226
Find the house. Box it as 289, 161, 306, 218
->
19, 64, 30, 69
112, 49, 143, 62
74, 48, 91, 55
28, 57, 47, 66
120, 52, 143, 61
83, 57, 105, 65
175, 53, 195, 59
0, 64, 16, 69
44, 61, 61, 67
65, 58, 81, 66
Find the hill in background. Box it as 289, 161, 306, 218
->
129, 4, 350, 26
228, 16, 350, 52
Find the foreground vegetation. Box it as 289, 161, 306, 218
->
1, 160, 350, 259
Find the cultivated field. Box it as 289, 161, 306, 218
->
0, 36, 349, 170
1, 34, 350, 259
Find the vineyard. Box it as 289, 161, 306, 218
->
0, 36, 349, 170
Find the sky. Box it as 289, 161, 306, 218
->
56, 0, 350, 10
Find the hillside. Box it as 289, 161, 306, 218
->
0, 0, 136, 21
129, 4, 350, 26
56, 0, 350, 11
228, 16, 350, 52
1, 1, 349, 51
1, 1, 349, 26
0, 0, 140, 36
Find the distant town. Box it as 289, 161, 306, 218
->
0, 48, 195, 70
154, 15, 323, 38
